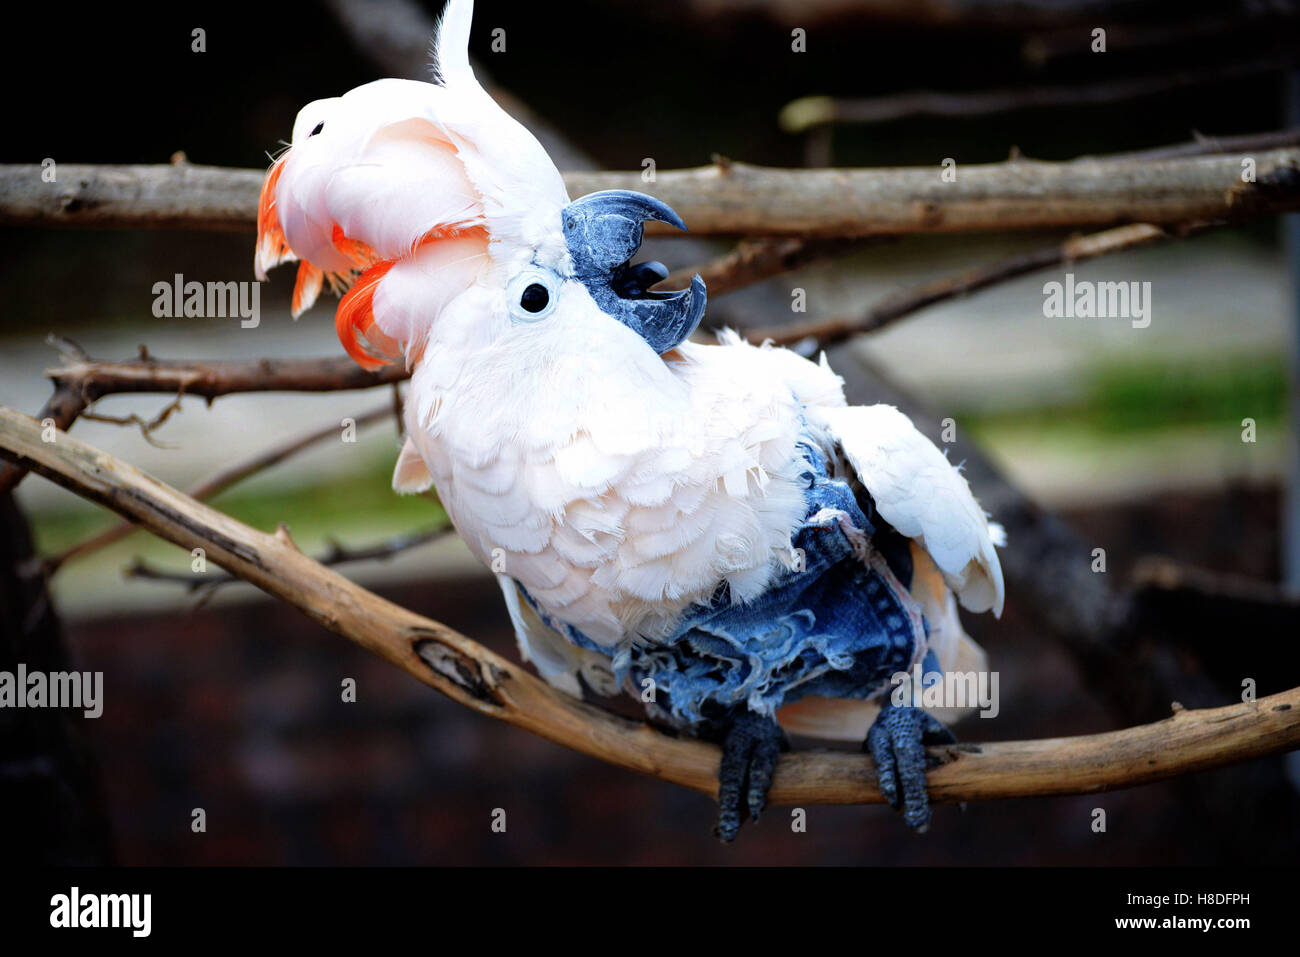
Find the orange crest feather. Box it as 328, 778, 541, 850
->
336, 261, 401, 370
255, 157, 293, 279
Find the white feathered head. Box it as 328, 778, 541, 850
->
255, 0, 705, 370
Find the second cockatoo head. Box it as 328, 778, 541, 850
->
255, 0, 706, 371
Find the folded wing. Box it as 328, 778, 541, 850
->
813, 403, 1005, 617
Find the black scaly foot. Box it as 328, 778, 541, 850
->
714, 710, 788, 842
865, 702, 955, 832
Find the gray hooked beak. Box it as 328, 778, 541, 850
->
562, 190, 707, 354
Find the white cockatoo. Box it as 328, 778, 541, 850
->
255, 0, 1004, 839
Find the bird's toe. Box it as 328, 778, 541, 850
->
714, 710, 787, 842
864, 703, 954, 833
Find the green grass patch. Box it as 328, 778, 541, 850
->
962, 353, 1286, 440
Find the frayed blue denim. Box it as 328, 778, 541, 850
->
517, 437, 931, 728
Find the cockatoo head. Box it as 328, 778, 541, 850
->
254, 0, 706, 371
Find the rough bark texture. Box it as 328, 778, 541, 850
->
4, 148, 1298, 237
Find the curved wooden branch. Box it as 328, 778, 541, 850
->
2, 405, 1297, 806
4, 145, 1298, 237
0, 340, 1169, 733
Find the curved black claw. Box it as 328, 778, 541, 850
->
714, 710, 788, 843
865, 703, 956, 833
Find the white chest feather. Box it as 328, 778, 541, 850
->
405, 336, 813, 647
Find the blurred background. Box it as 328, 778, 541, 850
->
3, 0, 1300, 864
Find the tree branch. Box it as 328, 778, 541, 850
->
1127, 557, 1300, 693
0, 349, 407, 495
2, 404, 1297, 806
748, 221, 1204, 348
660, 236, 869, 296
125, 525, 453, 596
39, 350, 408, 399
779, 60, 1295, 131
1097, 128, 1300, 162
46, 403, 399, 573
5, 145, 1298, 237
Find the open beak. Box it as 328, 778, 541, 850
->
562, 190, 706, 354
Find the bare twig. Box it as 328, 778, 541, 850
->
1133, 557, 1300, 608
5, 145, 1298, 237
1099, 128, 1300, 162
0, 351, 408, 495
2, 405, 1298, 805
318, 0, 440, 81
779, 59, 1294, 131
747, 222, 1205, 348
125, 525, 453, 595
660, 236, 868, 296
36, 352, 408, 399
1128, 556, 1300, 692
46, 403, 398, 573
80, 393, 186, 448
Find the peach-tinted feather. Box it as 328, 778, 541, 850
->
335, 260, 400, 370
254, 157, 294, 280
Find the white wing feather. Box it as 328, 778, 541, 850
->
496, 576, 619, 698
708, 330, 1004, 617
812, 403, 1005, 616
